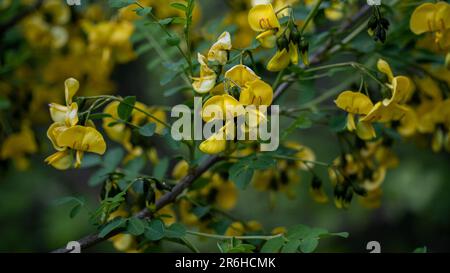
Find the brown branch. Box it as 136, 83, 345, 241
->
51, 4, 371, 254
51, 155, 222, 253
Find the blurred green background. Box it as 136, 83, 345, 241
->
1, 0, 449, 253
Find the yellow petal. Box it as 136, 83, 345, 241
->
267, 49, 290, 72
202, 94, 243, 122
356, 121, 376, 140
410, 3, 437, 34
49, 103, 68, 123
434, 2, 450, 31
207, 31, 232, 65
334, 91, 374, 115
239, 79, 273, 106
361, 102, 406, 123
199, 132, 227, 154
289, 42, 299, 65
414, 76, 443, 101
377, 59, 394, 82
362, 167, 386, 191
192, 53, 217, 93
248, 4, 280, 32
256, 30, 277, 48
192, 75, 217, 94
210, 82, 226, 95
224, 64, 260, 88
347, 113, 356, 131
56, 125, 106, 154
64, 78, 79, 105
396, 105, 417, 137
172, 160, 189, 180
45, 150, 73, 170
385, 76, 414, 105
1, 126, 38, 159
215, 181, 238, 210
47, 122, 69, 151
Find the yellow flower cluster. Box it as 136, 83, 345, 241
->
45, 79, 106, 169
335, 59, 415, 140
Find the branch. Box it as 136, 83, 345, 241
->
273, 4, 370, 100
51, 4, 371, 254
51, 155, 222, 253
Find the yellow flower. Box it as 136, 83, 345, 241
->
208, 31, 232, 65
49, 78, 80, 127
377, 59, 414, 105
248, 4, 281, 32
239, 79, 273, 106
334, 91, 376, 140
192, 53, 217, 93
224, 64, 260, 88
267, 48, 291, 72
45, 78, 106, 170
410, 1, 450, 51
45, 125, 106, 169
172, 160, 190, 180
324, 0, 344, 21
202, 95, 243, 122
1, 124, 38, 170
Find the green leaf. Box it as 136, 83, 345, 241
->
192, 206, 210, 218
281, 239, 302, 253
282, 112, 312, 140
88, 113, 111, 120
170, 2, 187, 11
99, 217, 126, 238
300, 237, 319, 253
159, 18, 174, 25
139, 123, 156, 137
329, 232, 349, 238
229, 164, 254, 189
52, 196, 84, 206
88, 168, 111, 186
135, 7, 152, 16
124, 155, 146, 176
127, 217, 146, 236
117, 96, 136, 120
70, 204, 82, 219
329, 114, 347, 132
103, 147, 125, 171
81, 155, 102, 168
145, 219, 165, 241
153, 157, 169, 180
164, 86, 191, 97
286, 224, 311, 240
260, 236, 285, 253
108, 0, 134, 8
166, 35, 181, 46
135, 43, 153, 56
165, 223, 186, 238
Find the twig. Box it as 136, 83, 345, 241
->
51, 155, 222, 253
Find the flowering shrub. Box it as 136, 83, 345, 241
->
0, 0, 449, 253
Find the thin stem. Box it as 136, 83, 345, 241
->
300, 0, 324, 35
111, 97, 171, 128
187, 230, 283, 241
272, 155, 331, 167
